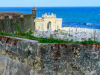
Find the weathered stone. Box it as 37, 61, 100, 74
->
1, 36, 100, 75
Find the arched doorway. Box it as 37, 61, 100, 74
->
47, 21, 51, 31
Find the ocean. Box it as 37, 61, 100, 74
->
0, 7, 100, 29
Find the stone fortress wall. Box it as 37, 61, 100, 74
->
0, 14, 34, 33
0, 35, 100, 75
0, 7, 36, 33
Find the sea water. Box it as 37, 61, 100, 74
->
0, 7, 100, 29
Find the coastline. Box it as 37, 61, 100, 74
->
62, 27, 100, 32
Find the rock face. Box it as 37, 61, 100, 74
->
0, 35, 100, 75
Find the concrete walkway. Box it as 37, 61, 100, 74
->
2, 35, 38, 43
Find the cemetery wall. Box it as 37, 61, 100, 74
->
0, 35, 100, 75
0, 14, 34, 33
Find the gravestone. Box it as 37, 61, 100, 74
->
50, 34, 53, 38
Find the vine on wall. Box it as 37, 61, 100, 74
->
1, 20, 5, 30
10, 19, 13, 29
16, 22, 20, 33
20, 18, 24, 22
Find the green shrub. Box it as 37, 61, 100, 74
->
28, 30, 34, 34
17, 25, 20, 32
0, 32, 11, 36
78, 40, 100, 44
60, 32, 67, 35
69, 35, 73, 37
16, 23, 20, 33
20, 18, 24, 22
64, 26, 68, 27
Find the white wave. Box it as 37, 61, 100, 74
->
86, 23, 92, 25
98, 14, 100, 15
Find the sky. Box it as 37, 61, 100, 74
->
0, 0, 100, 7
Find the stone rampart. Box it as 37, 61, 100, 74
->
0, 14, 34, 33
0, 35, 100, 75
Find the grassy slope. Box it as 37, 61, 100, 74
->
0, 32, 100, 44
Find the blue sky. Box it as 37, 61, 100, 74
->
0, 0, 100, 7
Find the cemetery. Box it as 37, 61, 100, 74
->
0, 27, 100, 44
34, 27, 100, 43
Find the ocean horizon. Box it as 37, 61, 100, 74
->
0, 7, 100, 29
